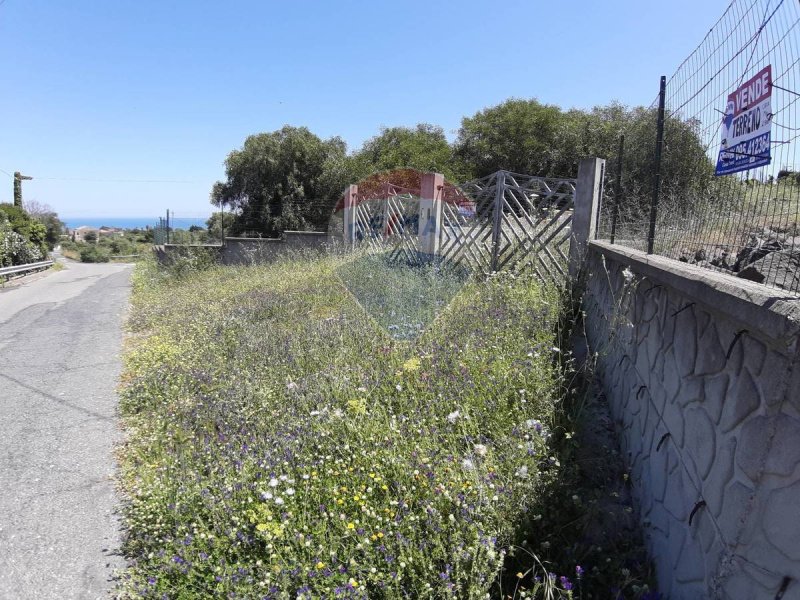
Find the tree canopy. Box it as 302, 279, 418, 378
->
210, 126, 348, 237
210, 100, 713, 236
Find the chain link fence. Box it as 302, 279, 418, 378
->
600, 0, 800, 294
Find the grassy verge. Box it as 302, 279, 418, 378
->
117, 253, 652, 598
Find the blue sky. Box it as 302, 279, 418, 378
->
0, 0, 730, 219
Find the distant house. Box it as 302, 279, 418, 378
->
98, 226, 124, 237
72, 226, 99, 242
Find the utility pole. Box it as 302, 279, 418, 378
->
166, 209, 170, 244
13, 172, 33, 208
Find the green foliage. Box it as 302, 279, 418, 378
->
211, 126, 349, 237
117, 256, 580, 598
206, 212, 225, 240
0, 204, 48, 265
455, 99, 570, 178
79, 245, 111, 262
350, 124, 467, 183
0, 212, 44, 266
0, 203, 48, 254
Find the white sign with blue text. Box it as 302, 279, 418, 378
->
716, 65, 773, 176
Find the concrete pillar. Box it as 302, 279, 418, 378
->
418, 172, 444, 261
569, 157, 605, 278
343, 184, 358, 244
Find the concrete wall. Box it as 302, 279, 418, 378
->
583, 240, 800, 599
221, 232, 334, 265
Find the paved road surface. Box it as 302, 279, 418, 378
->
0, 261, 133, 599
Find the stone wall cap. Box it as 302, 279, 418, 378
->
590, 240, 800, 352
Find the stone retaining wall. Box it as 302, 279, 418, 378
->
583, 240, 800, 599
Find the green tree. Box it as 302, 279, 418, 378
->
454, 99, 568, 178
206, 212, 225, 240
210, 126, 348, 236
0, 203, 48, 255
349, 124, 466, 182
24, 201, 65, 250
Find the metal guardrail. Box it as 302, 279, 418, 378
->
0, 260, 54, 279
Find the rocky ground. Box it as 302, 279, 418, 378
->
677, 225, 800, 293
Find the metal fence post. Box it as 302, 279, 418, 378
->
647, 76, 666, 254
418, 172, 444, 262
570, 157, 606, 278
490, 170, 506, 272
343, 184, 358, 246
610, 134, 624, 245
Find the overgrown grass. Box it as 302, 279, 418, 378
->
116, 253, 651, 598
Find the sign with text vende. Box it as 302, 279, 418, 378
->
715, 65, 773, 176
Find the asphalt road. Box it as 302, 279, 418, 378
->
0, 261, 133, 599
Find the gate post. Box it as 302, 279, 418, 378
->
490, 170, 506, 272
569, 157, 605, 278
343, 184, 358, 245
418, 172, 444, 262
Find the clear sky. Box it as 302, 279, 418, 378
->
0, 0, 730, 219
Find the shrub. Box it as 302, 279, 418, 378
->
79, 245, 110, 263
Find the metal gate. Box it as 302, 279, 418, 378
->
352, 182, 421, 263
347, 170, 577, 285
439, 171, 576, 283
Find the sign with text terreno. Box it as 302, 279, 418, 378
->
715, 65, 773, 176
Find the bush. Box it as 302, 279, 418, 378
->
79, 245, 110, 263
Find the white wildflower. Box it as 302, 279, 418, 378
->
447, 410, 461, 424
473, 444, 488, 457
268, 478, 279, 487
516, 465, 529, 479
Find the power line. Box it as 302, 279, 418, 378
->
34, 177, 198, 184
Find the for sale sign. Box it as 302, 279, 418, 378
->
715, 65, 773, 175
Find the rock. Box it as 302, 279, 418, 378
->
733, 236, 784, 271
694, 248, 707, 262
736, 249, 800, 290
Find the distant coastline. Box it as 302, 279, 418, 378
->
62, 217, 209, 230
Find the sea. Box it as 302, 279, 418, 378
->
62, 217, 209, 231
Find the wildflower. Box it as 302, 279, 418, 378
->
516, 572, 524, 579
274, 497, 284, 505
286, 488, 295, 496
287, 381, 298, 391
576, 565, 584, 578
560, 575, 573, 590
447, 410, 461, 424
402, 357, 420, 372
515, 465, 529, 478
622, 266, 634, 282
268, 478, 279, 488
473, 444, 488, 456
525, 419, 543, 433
462, 458, 475, 470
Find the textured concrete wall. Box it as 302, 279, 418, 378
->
221, 232, 332, 265
220, 238, 283, 265
584, 240, 800, 600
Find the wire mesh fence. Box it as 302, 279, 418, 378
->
600, 0, 800, 295
152, 215, 219, 245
